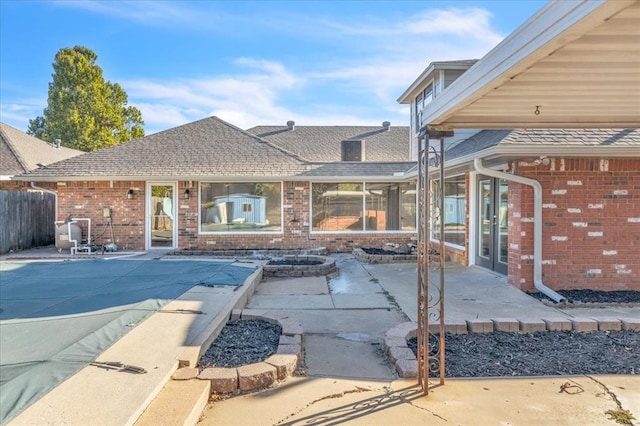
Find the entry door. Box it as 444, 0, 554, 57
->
477, 177, 508, 274
148, 183, 176, 249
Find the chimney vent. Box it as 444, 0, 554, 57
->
286, 120, 295, 131
382, 121, 391, 131
341, 140, 365, 161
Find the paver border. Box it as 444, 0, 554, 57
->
262, 255, 337, 278
172, 309, 303, 395
385, 317, 639, 378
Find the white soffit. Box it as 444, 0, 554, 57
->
422, 0, 640, 129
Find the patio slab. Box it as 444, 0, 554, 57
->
256, 276, 329, 295
248, 294, 334, 310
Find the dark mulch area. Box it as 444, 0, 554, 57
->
361, 247, 435, 255
198, 319, 282, 368
267, 259, 322, 266
408, 331, 640, 377
528, 289, 640, 304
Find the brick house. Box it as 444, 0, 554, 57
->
398, 0, 640, 295
1, 122, 82, 191
14, 117, 416, 253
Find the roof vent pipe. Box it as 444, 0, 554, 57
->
473, 158, 566, 303
286, 121, 295, 131
54, 139, 61, 149
382, 121, 391, 130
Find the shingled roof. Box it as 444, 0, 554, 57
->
0, 122, 82, 178
16, 117, 313, 181
247, 122, 410, 162
299, 162, 416, 178
447, 128, 640, 161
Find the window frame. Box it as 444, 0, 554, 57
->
198, 181, 284, 235
430, 174, 466, 249
310, 181, 417, 234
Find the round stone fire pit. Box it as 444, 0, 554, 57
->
262, 255, 336, 277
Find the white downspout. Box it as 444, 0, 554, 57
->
30, 182, 58, 220
473, 159, 566, 303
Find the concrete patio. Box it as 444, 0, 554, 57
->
1, 250, 638, 425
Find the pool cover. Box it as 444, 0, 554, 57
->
0, 258, 255, 424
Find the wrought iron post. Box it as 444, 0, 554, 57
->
417, 127, 449, 394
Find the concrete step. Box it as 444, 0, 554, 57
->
135, 379, 210, 426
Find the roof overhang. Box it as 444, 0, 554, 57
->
422, 0, 640, 129
397, 61, 477, 104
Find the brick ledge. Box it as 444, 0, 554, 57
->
385, 318, 639, 378
172, 310, 303, 395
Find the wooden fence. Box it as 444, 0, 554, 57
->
0, 191, 55, 254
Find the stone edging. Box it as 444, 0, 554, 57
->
385, 318, 640, 378
172, 309, 303, 394
353, 248, 416, 263
262, 255, 337, 277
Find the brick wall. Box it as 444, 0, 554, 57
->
179, 181, 415, 252
54, 180, 415, 253
56, 181, 145, 250
508, 158, 639, 292
0, 180, 32, 191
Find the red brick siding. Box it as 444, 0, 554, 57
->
55, 180, 415, 252
56, 181, 145, 250
180, 181, 415, 252
0, 181, 33, 191
509, 158, 639, 292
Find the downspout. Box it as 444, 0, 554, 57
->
30, 182, 58, 220
473, 159, 566, 303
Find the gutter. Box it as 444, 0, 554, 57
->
30, 182, 58, 221
473, 158, 566, 303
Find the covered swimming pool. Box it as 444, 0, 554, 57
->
0, 258, 255, 424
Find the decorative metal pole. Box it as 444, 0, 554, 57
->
417, 126, 452, 394
416, 131, 429, 393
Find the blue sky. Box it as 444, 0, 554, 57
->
1, 0, 548, 135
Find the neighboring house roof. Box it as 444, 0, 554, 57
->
247, 123, 410, 162
16, 116, 312, 181
446, 128, 640, 161
0, 122, 83, 178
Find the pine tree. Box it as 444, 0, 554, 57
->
28, 46, 144, 151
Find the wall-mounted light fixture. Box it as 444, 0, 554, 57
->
184, 189, 191, 199
127, 188, 134, 199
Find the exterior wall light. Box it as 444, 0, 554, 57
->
127, 189, 134, 199
184, 189, 191, 199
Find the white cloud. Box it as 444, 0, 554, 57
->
5, 4, 506, 134
53, 0, 201, 27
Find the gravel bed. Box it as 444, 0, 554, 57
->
361, 247, 436, 255
408, 331, 640, 377
198, 319, 282, 368
528, 290, 640, 304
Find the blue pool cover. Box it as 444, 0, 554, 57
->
0, 258, 255, 424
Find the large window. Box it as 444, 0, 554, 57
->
200, 182, 282, 233
431, 176, 466, 246
312, 182, 416, 232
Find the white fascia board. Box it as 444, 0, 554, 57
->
397, 62, 477, 104
397, 63, 438, 104
421, 0, 629, 127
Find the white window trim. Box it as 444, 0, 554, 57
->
309, 181, 418, 234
